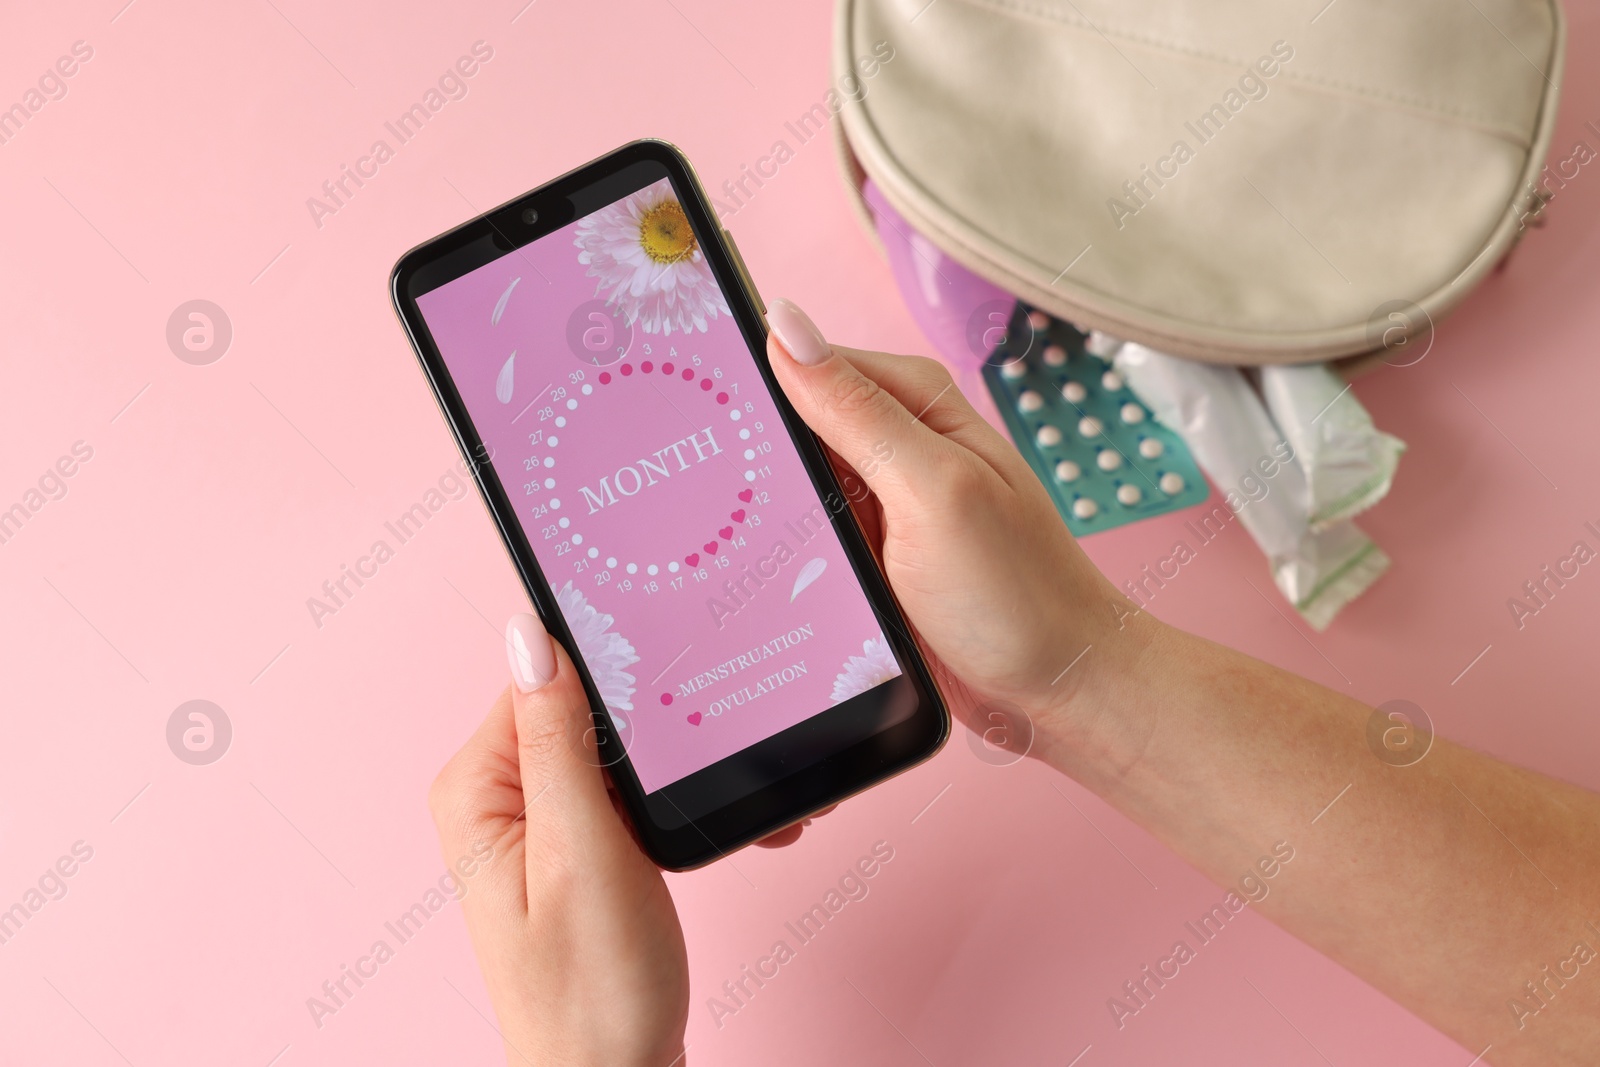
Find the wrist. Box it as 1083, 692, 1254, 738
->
1028, 590, 1171, 784
513, 1037, 686, 1067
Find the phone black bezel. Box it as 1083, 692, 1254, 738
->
389, 138, 947, 871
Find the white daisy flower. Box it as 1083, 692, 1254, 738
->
830, 635, 901, 703
555, 581, 639, 716
574, 180, 730, 336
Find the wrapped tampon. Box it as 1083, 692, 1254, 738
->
1114, 343, 1389, 630
1084, 330, 1124, 360
1259, 364, 1405, 531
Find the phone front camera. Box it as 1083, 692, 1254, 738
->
521, 207, 539, 225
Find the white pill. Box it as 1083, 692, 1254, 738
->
1117, 484, 1143, 506
1159, 472, 1186, 495
1061, 380, 1087, 404
1078, 415, 1103, 437
1000, 358, 1027, 379
1054, 460, 1081, 482
1036, 425, 1063, 447
1096, 449, 1122, 471
1101, 370, 1124, 391
1018, 390, 1044, 413
1120, 403, 1146, 424
1138, 437, 1164, 459
1072, 497, 1099, 519
1027, 310, 1050, 330
1043, 344, 1067, 367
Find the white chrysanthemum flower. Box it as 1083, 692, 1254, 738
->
830, 635, 900, 703
573, 182, 730, 336
556, 581, 639, 717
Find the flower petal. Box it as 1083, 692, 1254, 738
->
495, 350, 516, 404
791, 558, 827, 601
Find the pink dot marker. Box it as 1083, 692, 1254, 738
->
716, 392, 729, 404
598, 372, 611, 384
660, 693, 673, 706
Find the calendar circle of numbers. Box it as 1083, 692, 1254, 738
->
520, 343, 778, 597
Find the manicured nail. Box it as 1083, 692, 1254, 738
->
768, 298, 831, 366
506, 613, 555, 692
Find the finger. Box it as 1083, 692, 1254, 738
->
826, 344, 1021, 472
766, 298, 968, 509
754, 825, 805, 848
504, 613, 642, 889
820, 441, 887, 559
428, 684, 521, 883
752, 802, 839, 849
767, 299, 1032, 501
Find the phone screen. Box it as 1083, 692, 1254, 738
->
414, 176, 904, 794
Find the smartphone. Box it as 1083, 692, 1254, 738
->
390, 139, 947, 870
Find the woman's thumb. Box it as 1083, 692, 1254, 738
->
504, 613, 631, 864
766, 298, 946, 503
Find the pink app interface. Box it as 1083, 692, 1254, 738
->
417, 178, 902, 792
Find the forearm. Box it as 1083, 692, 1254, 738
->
1042, 613, 1600, 1065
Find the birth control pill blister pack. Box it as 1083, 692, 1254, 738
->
980, 305, 1209, 537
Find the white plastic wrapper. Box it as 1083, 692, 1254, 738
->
1114, 343, 1388, 630
1084, 330, 1124, 360
1259, 364, 1406, 531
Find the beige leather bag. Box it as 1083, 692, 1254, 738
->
833, 0, 1565, 367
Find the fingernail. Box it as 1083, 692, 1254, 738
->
506, 613, 555, 693
768, 298, 831, 366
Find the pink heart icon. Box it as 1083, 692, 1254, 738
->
718, 526, 733, 540
685, 553, 699, 567
738, 489, 753, 502
704, 541, 720, 555
730, 509, 746, 523
686, 712, 703, 726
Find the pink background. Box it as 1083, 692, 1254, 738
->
1, 2, 1597, 1065
416, 187, 898, 789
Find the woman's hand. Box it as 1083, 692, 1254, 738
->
427, 296, 1152, 1066
764, 298, 1152, 763
769, 302, 1600, 1067
428, 614, 689, 1067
